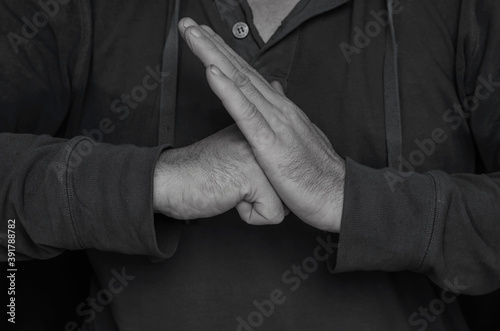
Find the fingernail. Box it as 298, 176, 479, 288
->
182, 17, 195, 29
210, 65, 221, 76
190, 27, 201, 37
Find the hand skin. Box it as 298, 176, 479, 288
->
178, 17, 346, 233
153, 124, 286, 225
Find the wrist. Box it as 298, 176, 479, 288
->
153, 149, 178, 214
325, 157, 346, 233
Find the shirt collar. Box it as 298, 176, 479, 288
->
213, 0, 350, 60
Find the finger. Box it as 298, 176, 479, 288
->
207, 61, 280, 129
251, 171, 286, 224
199, 25, 270, 87
236, 201, 263, 225
236, 201, 283, 225
269, 81, 307, 123
271, 81, 285, 96
179, 18, 243, 80
193, 22, 267, 86
179, 18, 285, 110
199, 25, 263, 80
181, 23, 275, 117
207, 65, 276, 150
236, 172, 285, 226
200, 24, 288, 108
284, 205, 291, 216
270, 80, 310, 124
207, 66, 276, 151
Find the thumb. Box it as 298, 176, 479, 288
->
236, 168, 285, 225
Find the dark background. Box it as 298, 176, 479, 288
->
2, 252, 499, 330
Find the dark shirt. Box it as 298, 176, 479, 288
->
1, 0, 499, 330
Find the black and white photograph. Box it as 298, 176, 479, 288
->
1, 0, 500, 330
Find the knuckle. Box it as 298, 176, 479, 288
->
287, 111, 302, 125
239, 64, 252, 76
244, 85, 262, 102
240, 102, 259, 121
228, 53, 246, 70
233, 70, 251, 88
269, 116, 288, 135
282, 100, 298, 114
255, 129, 277, 149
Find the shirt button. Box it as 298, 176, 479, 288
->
232, 22, 249, 39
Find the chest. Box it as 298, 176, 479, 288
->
84, 0, 475, 174
247, 0, 300, 42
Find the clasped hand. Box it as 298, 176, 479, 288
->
154, 18, 345, 233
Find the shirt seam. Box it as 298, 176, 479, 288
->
73, 0, 92, 90
148, 146, 173, 259
285, 27, 301, 85
416, 172, 440, 272
64, 137, 87, 249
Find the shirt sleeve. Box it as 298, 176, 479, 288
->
0, 0, 176, 261
0, 134, 173, 260
332, 0, 500, 295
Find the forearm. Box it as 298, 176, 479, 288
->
334, 158, 500, 295
0, 133, 169, 260
152, 125, 286, 224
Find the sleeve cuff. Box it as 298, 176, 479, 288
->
331, 157, 438, 274
66, 138, 179, 258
